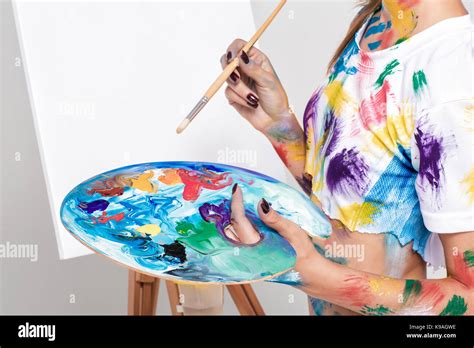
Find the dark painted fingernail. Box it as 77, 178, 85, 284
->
241, 51, 250, 64
230, 72, 239, 82
227, 51, 232, 62
247, 93, 259, 104
261, 198, 270, 214
247, 100, 258, 109
232, 183, 238, 194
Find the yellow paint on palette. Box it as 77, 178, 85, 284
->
384, 0, 418, 37
158, 168, 182, 185
130, 171, 157, 193
323, 80, 357, 115
461, 166, 474, 203
338, 202, 378, 231
136, 224, 161, 236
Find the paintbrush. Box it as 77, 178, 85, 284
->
176, 0, 287, 134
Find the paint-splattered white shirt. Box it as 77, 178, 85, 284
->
303, 14, 473, 268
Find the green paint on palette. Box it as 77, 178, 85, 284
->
439, 295, 468, 316
403, 279, 422, 303
464, 249, 474, 268
175, 220, 195, 236
412, 70, 428, 96
361, 304, 393, 316
374, 59, 400, 88
177, 221, 227, 255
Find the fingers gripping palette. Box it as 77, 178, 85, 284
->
61, 162, 331, 284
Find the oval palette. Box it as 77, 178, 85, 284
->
60, 162, 331, 284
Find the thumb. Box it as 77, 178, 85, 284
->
257, 198, 313, 255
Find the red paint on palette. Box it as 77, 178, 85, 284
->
89, 187, 125, 197
177, 169, 233, 201
95, 212, 125, 224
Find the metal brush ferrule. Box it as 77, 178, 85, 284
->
186, 96, 209, 122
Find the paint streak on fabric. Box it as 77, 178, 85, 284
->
358, 51, 374, 75
370, 101, 415, 153
326, 148, 370, 197
412, 70, 428, 97
338, 202, 379, 231
360, 80, 392, 130
461, 167, 474, 203
374, 59, 400, 88
324, 80, 357, 115
329, 40, 359, 81
414, 126, 445, 192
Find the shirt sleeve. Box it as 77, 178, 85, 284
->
410, 98, 474, 233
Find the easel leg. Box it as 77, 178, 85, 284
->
127, 270, 160, 315
227, 284, 265, 316
128, 271, 265, 316
165, 281, 184, 316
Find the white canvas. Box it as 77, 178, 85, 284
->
13, 0, 289, 259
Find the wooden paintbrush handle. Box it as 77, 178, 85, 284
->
243, 0, 286, 52
204, 58, 239, 99
204, 0, 287, 99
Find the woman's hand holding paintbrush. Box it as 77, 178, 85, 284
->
221, 39, 307, 186
220, 40, 291, 133
176, 0, 288, 134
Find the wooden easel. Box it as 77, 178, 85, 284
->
128, 270, 265, 316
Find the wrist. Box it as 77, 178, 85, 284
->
261, 107, 304, 144
297, 249, 335, 291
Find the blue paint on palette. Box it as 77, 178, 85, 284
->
60, 162, 331, 284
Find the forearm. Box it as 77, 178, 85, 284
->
297, 253, 473, 315
261, 110, 309, 193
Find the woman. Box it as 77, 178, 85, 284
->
220, 0, 473, 315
